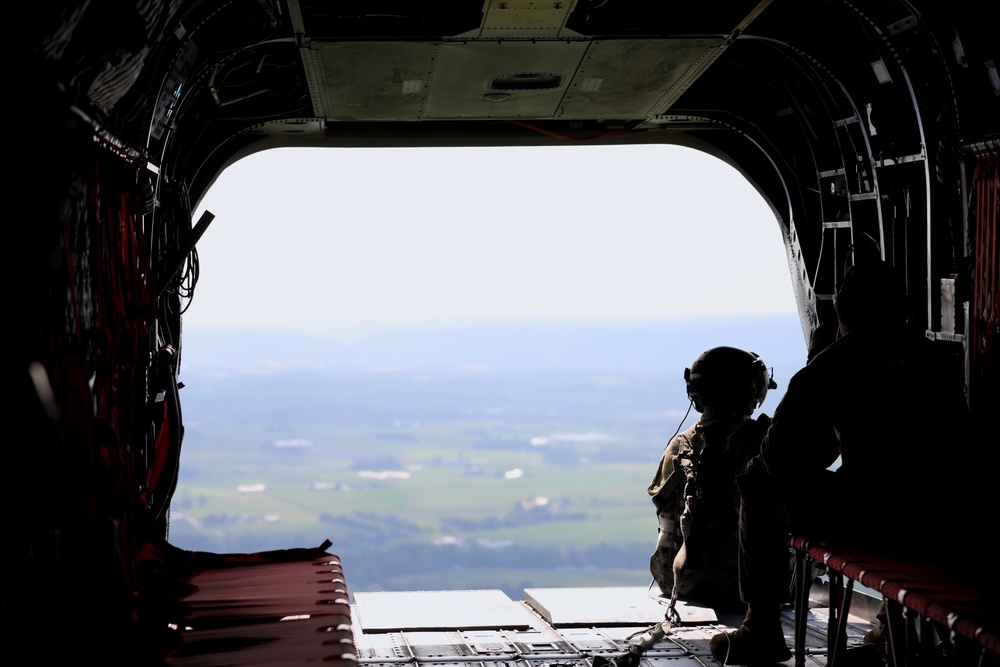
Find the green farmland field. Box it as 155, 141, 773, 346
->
167, 366, 716, 599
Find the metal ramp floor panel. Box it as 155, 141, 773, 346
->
351, 586, 877, 667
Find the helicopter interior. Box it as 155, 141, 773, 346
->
8, 0, 999, 665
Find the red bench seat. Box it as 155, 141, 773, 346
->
788, 536, 999, 667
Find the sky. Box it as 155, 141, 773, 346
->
185, 143, 797, 332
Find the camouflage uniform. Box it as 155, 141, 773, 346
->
648, 413, 770, 611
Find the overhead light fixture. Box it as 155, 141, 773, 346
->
987, 60, 999, 96
871, 60, 892, 84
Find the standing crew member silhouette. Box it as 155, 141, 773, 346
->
709, 260, 973, 665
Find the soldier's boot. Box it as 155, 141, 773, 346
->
862, 599, 887, 650
709, 607, 790, 665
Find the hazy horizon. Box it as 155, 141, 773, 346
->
179, 313, 808, 376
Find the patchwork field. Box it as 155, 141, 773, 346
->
169, 318, 805, 599
169, 368, 681, 598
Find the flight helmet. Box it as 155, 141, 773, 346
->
684, 346, 777, 414
834, 260, 906, 331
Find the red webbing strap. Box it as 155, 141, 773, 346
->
972, 152, 998, 414
165, 548, 356, 666
789, 537, 1000, 654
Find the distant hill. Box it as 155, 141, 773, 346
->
180, 314, 808, 380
